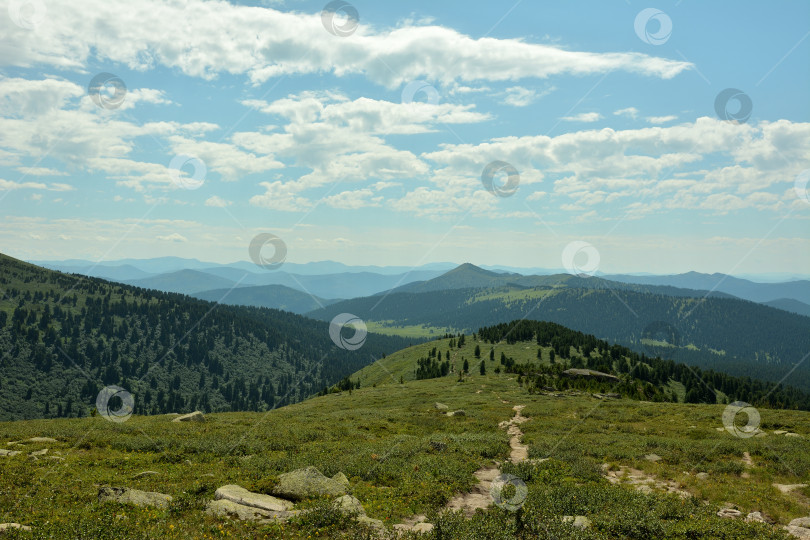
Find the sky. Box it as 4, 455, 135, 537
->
0, 0, 808, 276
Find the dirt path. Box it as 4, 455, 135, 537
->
395, 405, 531, 533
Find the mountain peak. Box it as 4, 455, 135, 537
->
446, 263, 501, 277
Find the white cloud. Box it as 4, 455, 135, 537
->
0, 178, 75, 191
502, 86, 537, 107
0, 1, 692, 88
204, 195, 232, 207
561, 112, 602, 123
156, 233, 188, 242
416, 117, 810, 217
613, 107, 639, 119
324, 189, 383, 209
15, 166, 67, 176
646, 115, 677, 124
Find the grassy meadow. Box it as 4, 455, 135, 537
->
1, 336, 808, 538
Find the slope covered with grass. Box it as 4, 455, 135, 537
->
1, 367, 807, 538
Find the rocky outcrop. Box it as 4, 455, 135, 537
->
98, 487, 172, 508
562, 368, 620, 383
271, 467, 348, 501
205, 499, 296, 522
171, 411, 205, 422
0, 523, 31, 532
215, 485, 293, 512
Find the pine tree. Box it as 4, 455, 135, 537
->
474, 345, 481, 358
479, 361, 486, 375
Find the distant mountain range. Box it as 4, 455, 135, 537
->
605, 271, 810, 306
307, 263, 810, 391
28, 257, 810, 317
192, 284, 340, 314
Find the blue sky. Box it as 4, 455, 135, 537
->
0, 0, 808, 275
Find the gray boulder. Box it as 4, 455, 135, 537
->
98, 487, 172, 508
0, 523, 31, 532
717, 508, 743, 519
563, 515, 592, 529
205, 499, 296, 522
0, 450, 20, 457
335, 494, 365, 515
446, 410, 466, 417
172, 411, 205, 422
214, 485, 293, 512
272, 466, 348, 500
331, 472, 350, 489
434, 403, 449, 410
790, 517, 810, 528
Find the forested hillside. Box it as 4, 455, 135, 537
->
0, 254, 414, 421
477, 320, 810, 410
309, 284, 810, 391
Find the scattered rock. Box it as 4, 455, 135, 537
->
331, 472, 350, 489
774, 483, 808, 494
717, 508, 743, 519
433, 403, 449, 410
133, 471, 159, 479
789, 517, 810, 528
745, 511, 767, 523
696, 472, 710, 480
215, 485, 293, 512
357, 515, 384, 530
0, 450, 20, 457
0, 523, 31, 532
446, 410, 466, 417
563, 515, 592, 529
644, 454, 662, 463
715, 427, 726, 432
29, 448, 48, 457
272, 466, 348, 501
334, 494, 365, 515
205, 499, 294, 522
786, 433, 802, 438
774, 430, 788, 435
98, 487, 172, 508
46, 456, 64, 462
561, 368, 620, 383
592, 393, 621, 399
27, 437, 56, 443
411, 522, 434, 533
171, 411, 205, 422
785, 525, 810, 539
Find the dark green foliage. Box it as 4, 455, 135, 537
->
415, 356, 450, 380
310, 284, 810, 391
0, 253, 415, 420
478, 320, 810, 410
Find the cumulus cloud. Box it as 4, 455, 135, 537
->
613, 107, 639, 119
156, 232, 188, 242
561, 112, 602, 122
646, 115, 677, 124
204, 195, 232, 207
417, 117, 810, 217
0, 0, 692, 88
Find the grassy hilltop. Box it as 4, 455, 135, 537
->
1, 343, 809, 538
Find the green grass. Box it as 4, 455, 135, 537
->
364, 321, 456, 338
1, 339, 808, 538
353, 336, 552, 387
